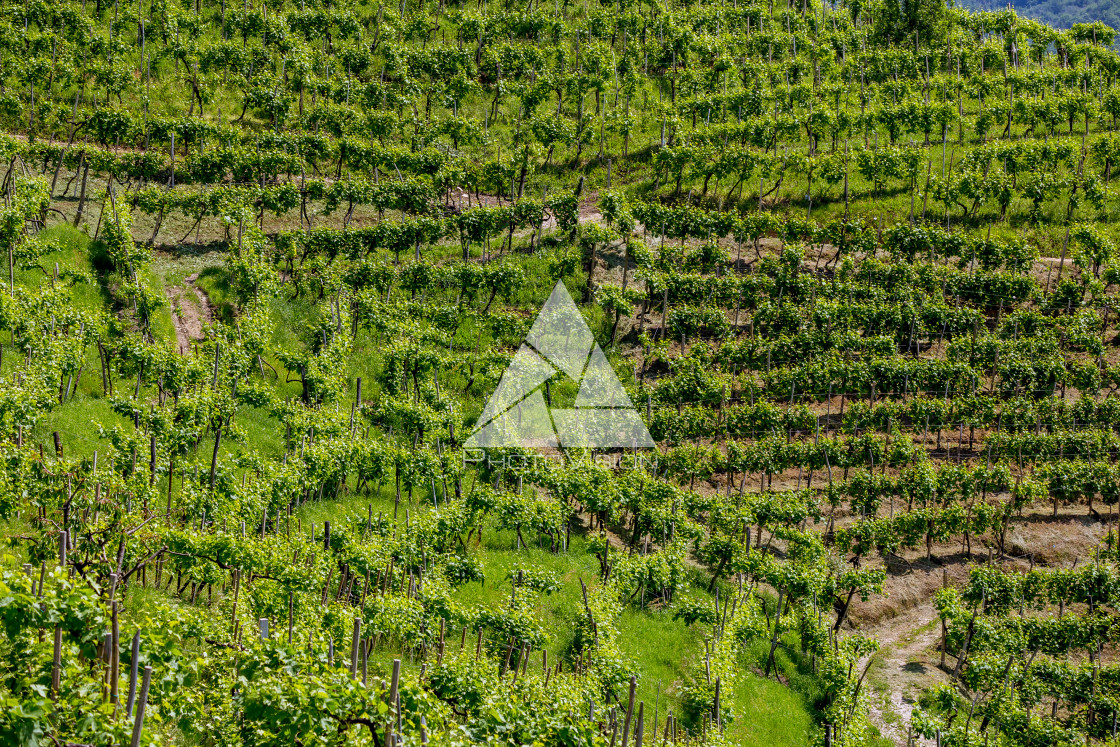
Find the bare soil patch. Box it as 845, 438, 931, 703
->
166, 272, 214, 353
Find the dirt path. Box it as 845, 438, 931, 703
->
166, 272, 214, 354
862, 600, 947, 746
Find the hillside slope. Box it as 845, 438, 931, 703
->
4, 0, 1120, 745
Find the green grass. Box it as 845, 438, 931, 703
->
727, 672, 817, 746
30, 395, 131, 460
615, 606, 705, 716
450, 531, 600, 662
194, 266, 237, 323
144, 264, 180, 346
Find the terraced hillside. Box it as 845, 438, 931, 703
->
4, 0, 1120, 745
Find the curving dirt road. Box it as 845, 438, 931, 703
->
863, 600, 947, 747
